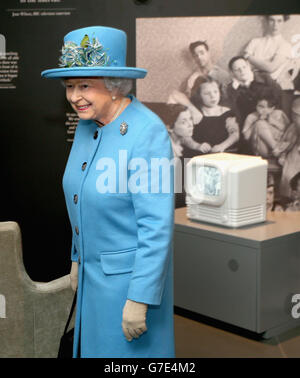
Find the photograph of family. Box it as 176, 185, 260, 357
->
136, 14, 300, 211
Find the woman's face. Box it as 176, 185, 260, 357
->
267, 15, 285, 36
199, 82, 220, 108
173, 110, 194, 137
64, 77, 113, 122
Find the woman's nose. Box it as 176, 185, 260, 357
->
70, 87, 82, 103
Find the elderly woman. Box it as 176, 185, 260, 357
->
41, 26, 175, 358
243, 15, 297, 91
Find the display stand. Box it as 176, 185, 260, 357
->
174, 207, 300, 338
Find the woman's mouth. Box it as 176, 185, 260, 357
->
76, 104, 91, 112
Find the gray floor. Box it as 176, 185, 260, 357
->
174, 314, 300, 358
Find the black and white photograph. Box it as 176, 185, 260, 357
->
137, 14, 300, 210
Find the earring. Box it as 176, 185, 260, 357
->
112, 95, 117, 101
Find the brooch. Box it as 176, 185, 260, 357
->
120, 122, 128, 135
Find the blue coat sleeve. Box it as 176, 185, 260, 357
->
126, 121, 175, 305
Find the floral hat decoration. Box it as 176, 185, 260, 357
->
41, 26, 147, 79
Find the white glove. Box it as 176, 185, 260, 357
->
70, 261, 78, 291
122, 299, 148, 341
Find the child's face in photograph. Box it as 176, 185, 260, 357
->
256, 100, 274, 119
174, 110, 194, 137
231, 59, 252, 83
199, 82, 220, 108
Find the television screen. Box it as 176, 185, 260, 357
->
196, 166, 221, 197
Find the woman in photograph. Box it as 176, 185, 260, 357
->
182, 76, 240, 157
41, 26, 175, 358
167, 104, 196, 158
243, 15, 297, 91
166, 104, 194, 206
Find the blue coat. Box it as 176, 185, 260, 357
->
62, 95, 175, 358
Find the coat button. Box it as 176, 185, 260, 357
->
73, 194, 78, 204
93, 130, 98, 139
82, 162, 87, 171
75, 226, 79, 235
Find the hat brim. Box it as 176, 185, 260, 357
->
41, 66, 147, 79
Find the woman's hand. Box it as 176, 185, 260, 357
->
198, 142, 211, 153
122, 299, 148, 341
70, 261, 78, 291
211, 144, 225, 153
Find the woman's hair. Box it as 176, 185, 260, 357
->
103, 77, 133, 96
265, 14, 290, 22
166, 104, 188, 129
190, 76, 220, 107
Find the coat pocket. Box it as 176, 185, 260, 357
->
100, 247, 136, 275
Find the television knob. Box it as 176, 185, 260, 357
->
221, 215, 228, 223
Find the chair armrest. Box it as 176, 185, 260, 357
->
30, 275, 71, 294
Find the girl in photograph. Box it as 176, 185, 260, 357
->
242, 87, 290, 158
166, 104, 194, 206
167, 104, 194, 158
182, 76, 240, 157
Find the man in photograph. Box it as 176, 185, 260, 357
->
184, 40, 230, 97
226, 56, 282, 126
167, 40, 230, 124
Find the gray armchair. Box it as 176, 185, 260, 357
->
0, 221, 74, 358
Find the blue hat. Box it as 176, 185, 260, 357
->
41, 26, 147, 79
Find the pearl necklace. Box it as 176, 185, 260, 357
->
95, 97, 127, 127
110, 97, 127, 123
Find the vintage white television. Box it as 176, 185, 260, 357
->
185, 153, 268, 228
